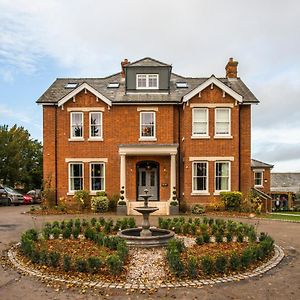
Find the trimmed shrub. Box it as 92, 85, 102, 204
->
63, 255, 72, 272
226, 232, 233, 242
90, 217, 97, 226
191, 204, 205, 214
49, 251, 60, 267
62, 227, 72, 239
240, 248, 253, 269
196, 235, 204, 245
39, 250, 48, 265
25, 229, 38, 241
74, 190, 90, 209
229, 251, 240, 271
237, 233, 244, 243
72, 227, 80, 239
220, 191, 243, 211
51, 227, 61, 239
215, 233, 223, 243
187, 256, 198, 278
66, 219, 73, 229
215, 255, 228, 273
117, 241, 129, 262
128, 217, 136, 228
203, 232, 210, 243
43, 227, 51, 240
201, 256, 214, 275
76, 258, 88, 272
84, 227, 97, 241
106, 255, 123, 275
30, 250, 40, 264
75, 218, 81, 228
91, 192, 109, 212
167, 249, 184, 276
87, 256, 102, 274
208, 218, 214, 227
104, 220, 113, 234
167, 238, 185, 253
179, 200, 189, 213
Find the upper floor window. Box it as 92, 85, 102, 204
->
140, 112, 156, 139
136, 74, 159, 89
69, 163, 83, 192
90, 163, 105, 192
89, 112, 102, 139
192, 161, 208, 193
71, 112, 83, 138
254, 171, 263, 187
192, 108, 208, 137
215, 108, 231, 137
215, 161, 230, 191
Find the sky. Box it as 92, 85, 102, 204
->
0, 0, 299, 172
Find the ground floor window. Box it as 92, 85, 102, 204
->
69, 163, 83, 192
90, 163, 105, 191
215, 161, 230, 191
254, 171, 263, 187
192, 161, 208, 192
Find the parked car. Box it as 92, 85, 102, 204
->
0, 185, 9, 205
26, 189, 42, 204
3, 187, 24, 206
23, 194, 33, 205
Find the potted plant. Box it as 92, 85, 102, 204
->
169, 186, 179, 215
117, 186, 127, 215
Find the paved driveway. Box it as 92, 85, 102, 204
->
0, 206, 299, 300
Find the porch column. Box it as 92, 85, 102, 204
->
170, 154, 176, 200
120, 154, 126, 196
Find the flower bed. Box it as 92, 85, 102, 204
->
19, 217, 136, 280
158, 216, 275, 279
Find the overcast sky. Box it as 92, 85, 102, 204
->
0, 0, 299, 172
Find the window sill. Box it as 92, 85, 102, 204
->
191, 192, 210, 196
213, 191, 230, 195
67, 192, 75, 196
139, 137, 157, 142
88, 137, 103, 141
90, 191, 105, 195
191, 136, 210, 139
254, 185, 264, 188
214, 135, 232, 139
68, 138, 84, 142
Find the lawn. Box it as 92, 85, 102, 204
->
271, 211, 300, 215
263, 214, 300, 222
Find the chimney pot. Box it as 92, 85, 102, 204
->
225, 57, 238, 78
121, 58, 130, 78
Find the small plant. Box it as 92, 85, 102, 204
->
167, 249, 184, 276
51, 227, 62, 239
39, 250, 48, 265
240, 248, 253, 269
220, 191, 243, 211
63, 255, 72, 272
75, 218, 81, 228
128, 217, 136, 228
187, 256, 198, 278
43, 227, 51, 240
30, 250, 40, 264
179, 200, 189, 213
74, 190, 90, 209
203, 232, 210, 243
106, 255, 123, 275
62, 227, 72, 239
215, 233, 223, 243
117, 241, 129, 262
49, 251, 60, 267
91, 193, 109, 212
87, 256, 102, 274
84, 227, 97, 241
90, 217, 97, 226
201, 256, 214, 275
72, 227, 80, 239
237, 233, 244, 243
229, 251, 240, 271
108, 194, 119, 212
76, 258, 88, 272
191, 204, 205, 214
196, 235, 204, 245
226, 232, 233, 242
215, 255, 228, 273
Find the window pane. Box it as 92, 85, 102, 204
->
193, 109, 207, 135
215, 162, 229, 191
141, 171, 146, 186
150, 171, 155, 186
71, 113, 83, 137
216, 109, 229, 121
70, 164, 83, 191
194, 109, 207, 121
148, 75, 158, 88
141, 112, 155, 137
193, 162, 207, 191
193, 123, 207, 135
137, 75, 147, 87
90, 113, 102, 137
216, 122, 229, 135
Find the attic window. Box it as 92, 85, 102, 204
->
65, 83, 78, 89
176, 82, 188, 88
107, 83, 120, 88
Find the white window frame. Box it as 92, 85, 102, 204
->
254, 171, 264, 187
139, 111, 156, 141
192, 108, 209, 138
136, 74, 159, 89
215, 161, 231, 193
214, 108, 231, 138
68, 162, 84, 194
90, 162, 105, 193
89, 112, 103, 140
192, 161, 209, 194
70, 112, 84, 140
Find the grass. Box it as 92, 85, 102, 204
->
271, 211, 300, 215
263, 214, 300, 222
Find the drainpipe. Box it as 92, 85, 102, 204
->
55, 105, 58, 206
177, 104, 181, 199
238, 105, 241, 192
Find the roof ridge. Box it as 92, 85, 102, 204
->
56, 72, 121, 81
127, 56, 171, 67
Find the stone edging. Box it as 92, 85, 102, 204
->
7, 244, 284, 290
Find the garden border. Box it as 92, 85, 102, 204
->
7, 243, 284, 290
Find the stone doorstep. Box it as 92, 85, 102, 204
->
7, 244, 284, 290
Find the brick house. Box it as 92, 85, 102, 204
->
37, 57, 260, 215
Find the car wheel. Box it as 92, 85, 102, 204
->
7, 198, 12, 206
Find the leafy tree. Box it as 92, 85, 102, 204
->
0, 124, 42, 190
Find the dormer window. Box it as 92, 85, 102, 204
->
136, 74, 159, 89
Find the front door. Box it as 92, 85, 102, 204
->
138, 167, 158, 200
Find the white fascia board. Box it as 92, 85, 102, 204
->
182, 76, 243, 103
58, 82, 112, 107
119, 145, 178, 156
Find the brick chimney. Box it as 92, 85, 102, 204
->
225, 57, 238, 78
121, 58, 129, 78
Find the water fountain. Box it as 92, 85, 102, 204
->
118, 189, 174, 247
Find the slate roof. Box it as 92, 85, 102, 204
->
251, 159, 274, 169
126, 57, 171, 67
271, 173, 300, 193
36, 57, 259, 105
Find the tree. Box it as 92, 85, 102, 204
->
0, 125, 43, 191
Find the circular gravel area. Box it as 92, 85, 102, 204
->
7, 243, 284, 290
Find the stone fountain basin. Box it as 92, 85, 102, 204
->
134, 207, 159, 214
117, 227, 175, 248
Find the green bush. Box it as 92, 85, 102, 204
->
187, 256, 198, 278
30, 250, 40, 264
25, 229, 38, 241
72, 227, 80, 239
87, 256, 102, 274
237, 233, 244, 243
75, 218, 81, 228
215, 233, 223, 243
201, 256, 214, 275
74, 190, 90, 209
203, 232, 210, 243
208, 218, 214, 227
215, 255, 228, 273
84, 227, 97, 241
52, 221, 59, 228
229, 251, 240, 271
108, 194, 119, 212
226, 232, 233, 242
91, 195, 109, 212
62, 227, 72, 239
220, 191, 243, 210
106, 255, 123, 275
167, 239, 185, 253
76, 258, 88, 272
167, 249, 184, 276
240, 248, 253, 269
90, 217, 97, 226
21, 236, 34, 257
179, 200, 189, 213
117, 241, 129, 262
39, 250, 48, 265
128, 217, 136, 228
49, 251, 60, 267
43, 227, 51, 240
63, 255, 72, 272
196, 235, 204, 245
66, 219, 73, 229
191, 204, 205, 215
104, 219, 113, 234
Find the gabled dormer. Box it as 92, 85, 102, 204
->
122, 57, 172, 93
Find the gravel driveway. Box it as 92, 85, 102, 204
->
0, 206, 299, 300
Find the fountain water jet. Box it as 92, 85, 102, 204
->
117, 189, 174, 247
